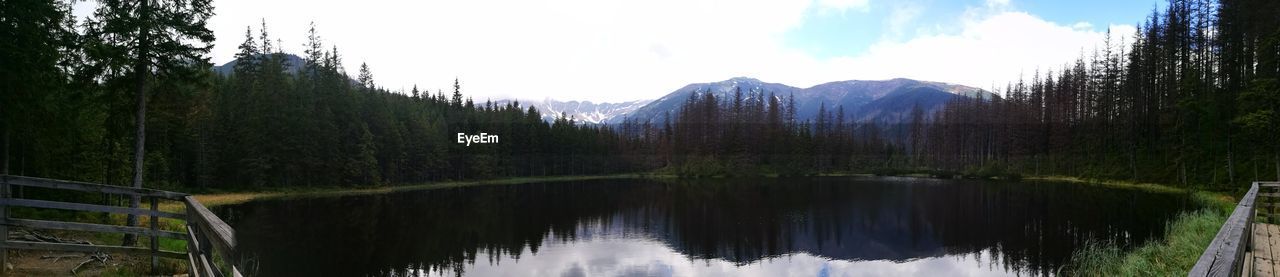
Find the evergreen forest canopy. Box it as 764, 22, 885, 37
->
1, 0, 1277, 191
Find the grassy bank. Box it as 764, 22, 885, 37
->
171, 173, 647, 210
1051, 178, 1236, 276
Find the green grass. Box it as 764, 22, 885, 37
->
1064, 191, 1233, 276
176, 173, 647, 209
1026, 175, 1193, 194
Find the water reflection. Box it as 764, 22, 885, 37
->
218, 177, 1192, 277
423, 236, 1021, 277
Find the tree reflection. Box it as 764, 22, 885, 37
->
218, 177, 1192, 277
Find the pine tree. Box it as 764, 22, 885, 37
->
84, 0, 214, 246
452, 78, 463, 106
358, 62, 374, 89
0, 0, 78, 178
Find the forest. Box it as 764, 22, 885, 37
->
1, 0, 1277, 191
617, 0, 1280, 187
2, 1, 628, 190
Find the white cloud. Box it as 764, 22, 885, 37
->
803, 12, 1137, 94
1072, 21, 1094, 31
886, 4, 925, 39
69, 0, 1138, 102
817, 0, 871, 13
198, 0, 824, 102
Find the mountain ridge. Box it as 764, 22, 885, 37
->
618, 77, 996, 124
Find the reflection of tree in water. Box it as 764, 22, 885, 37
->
218, 178, 1192, 277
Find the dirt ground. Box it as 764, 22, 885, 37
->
5, 249, 144, 276
5, 229, 185, 276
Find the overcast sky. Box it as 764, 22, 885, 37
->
71, 0, 1164, 102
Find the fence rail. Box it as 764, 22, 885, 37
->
1190, 181, 1280, 277
0, 175, 242, 276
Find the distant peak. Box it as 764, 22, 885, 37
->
726, 77, 761, 82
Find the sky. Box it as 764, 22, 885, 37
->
71, 0, 1165, 102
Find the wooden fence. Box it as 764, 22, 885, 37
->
1190, 181, 1280, 277
0, 175, 242, 276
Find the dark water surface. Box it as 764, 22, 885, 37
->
217, 177, 1194, 277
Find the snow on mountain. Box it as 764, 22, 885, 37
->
494, 98, 653, 124
624, 77, 997, 124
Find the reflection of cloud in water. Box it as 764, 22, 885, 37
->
225, 178, 1188, 276
425, 237, 1024, 277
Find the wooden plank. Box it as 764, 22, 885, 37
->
1254, 224, 1271, 259
1, 182, 9, 276
1264, 223, 1274, 273
150, 197, 160, 274
5, 218, 185, 239
185, 196, 235, 260
187, 250, 202, 277
197, 251, 216, 277
1255, 260, 1273, 277
1264, 224, 1274, 262
1189, 182, 1258, 277
1254, 223, 1275, 276
186, 225, 203, 253
1243, 250, 1252, 277
0, 198, 184, 219
2, 175, 188, 200
4, 241, 185, 260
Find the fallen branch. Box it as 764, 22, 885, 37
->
9, 230, 92, 245
71, 252, 109, 276
40, 254, 84, 263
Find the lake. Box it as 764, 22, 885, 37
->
217, 177, 1194, 276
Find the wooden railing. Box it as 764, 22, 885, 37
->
1190, 181, 1280, 277
0, 175, 242, 276
185, 194, 243, 277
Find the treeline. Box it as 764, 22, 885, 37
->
922, 0, 1279, 186
632, 0, 1279, 186
191, 24, 630, 188
2, 2, 628, 190
612, 88, 908, 177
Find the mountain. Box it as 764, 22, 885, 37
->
624, 77, 996, 124
851, 85, 961, 122
211, 53, 306, 76
496, 98, 652, 124
619, 77, 800, 124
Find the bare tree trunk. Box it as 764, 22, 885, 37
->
1180, 162, 1188, 187
123, 0, 150, 247
1227, 137, 1236, 184
2, 125, 8, 175
1129, 150, 1138, 181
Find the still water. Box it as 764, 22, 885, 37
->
217, 177, 1194, 277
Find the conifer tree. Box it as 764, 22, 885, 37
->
84, 0, 214, 246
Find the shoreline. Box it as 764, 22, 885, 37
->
180, 172, 1220, 210
174, 173, 648, 210
169, 172, 1233, 275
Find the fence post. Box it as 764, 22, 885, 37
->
1, 175, 8, 275
150, 196, 159, 274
